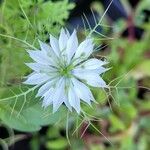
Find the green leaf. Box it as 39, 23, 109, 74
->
121, 136, 135, 150
0, 86, 66, 132
109, 114, 126, 132
46, 138, 68, 150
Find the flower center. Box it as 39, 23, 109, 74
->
59, 65, 73, 77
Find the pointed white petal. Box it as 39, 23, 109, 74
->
25, 63, 41, 72
93, 67, 109, 74
77, 58, 109, 74
73, 71, 107, 88
86, 75, 107, 88
25, 72, 35, 78
59, 28, 69, 51
39, 40, 51, 53
25, 63, 52, 72
27, 50, 51, 65
68, 84, 80, 113
52, 78, 65, 113
80, 58, 108, 69
37, 80, 55, 97
73, 67, 108, 75
66, 30, 78, 63
42, 88, 54, 107
23, 73, 50, 85
39, 40, 60, 66
72, 78, 94, 104
74, 38, 93, 60
65, 28, 70, 38
50, 35, 60, 56
63, 96, 72, 111
25, 63, 59, 78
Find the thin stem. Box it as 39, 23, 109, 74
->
88, 0, 113, 37
0, 86, 38, 102
0, 34, 37, 50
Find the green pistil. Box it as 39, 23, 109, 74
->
59, 65, 73, 78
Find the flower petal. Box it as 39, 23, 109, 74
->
66, 30, 78, 63
73, 71, 107, 88
63, 96, 72, 111
42, 88, 54, 107
36, 80, 55, 97
72, 78, 94, 104
25, 63, 54, 72
73, 67, 108, 75
94, 67, 110, 74
86, 75, 107, 88
68, 83, 80, 113
80, 58, 108, 69
59, 28, 69, 51
27, 50, 51, 65
76, 58, 109, 74
50, 35, 60, 57
23, 73, 50, 85
39, 40, 60, 66
39, 40, 51, 53
74, 38, 93, 61
52, 78, 65, 113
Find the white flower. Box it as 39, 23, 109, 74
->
24, 28, 108, 113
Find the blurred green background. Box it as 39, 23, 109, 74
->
0, 0, 150, 150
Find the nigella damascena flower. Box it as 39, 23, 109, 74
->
24, 28, 108, 113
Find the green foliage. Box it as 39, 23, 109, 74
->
0, 0, 73, 132
46, 138, 68, 149
0, 0, 150, 150
0, 0, 74, 86
0, 86, 66, 132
